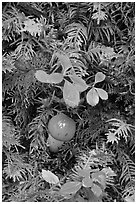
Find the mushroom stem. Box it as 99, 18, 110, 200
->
47, 134, 64, 153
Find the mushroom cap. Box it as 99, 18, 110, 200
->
48, 113, 76, 141
47, 134, 64, 152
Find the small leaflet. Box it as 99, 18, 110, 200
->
95, 88, 108, 100
86, 87, 99, 106
59, 181, 82, 195
42, 169, 59, 185
95, 72, 106, 84
35, 70, 50, 83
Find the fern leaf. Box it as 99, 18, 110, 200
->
2, 54, 16, 73
65, 23, 87, 50
3, 152, 33, 182
123, 183, 135, 201
14, 41, 36, 59
2, 116, 24, 150
68, 3, 89, 25
28, 114, 48, 153
92, 3, 108, 24
106, 118, 134, 142
120, 154, 135, 186
2, 6, 26, 41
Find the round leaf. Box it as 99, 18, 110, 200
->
95, 88, 108, 100
70, 74, 88, 92
86, 87, 99, 106
59, 181, 81, 195
42, 169, 59, 184
63, 80, 80, 108
35, 70, 50, 83
95, 72, 106, 84
48, 73, 63, 84
82, 177, 93, 187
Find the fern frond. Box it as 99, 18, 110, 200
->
87, 41, 119, 64
2, 53, 16, 73
2, 6, 26, 41
3, 151, 33, 182
2, 116, 24, 150
68, 3, 89, 25
77, 148, 114, 169
64, 23, 87, 50
123, 183, 135, 201
14, 40, 36, 59
88, 20, 114, 43
106, 118, 134, 142
69, 51, 88, 77
120, 153, 135, 186
28, 113, 50, 153
92, 2, 108, 25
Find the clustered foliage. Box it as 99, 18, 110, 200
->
2, 2, 135, 202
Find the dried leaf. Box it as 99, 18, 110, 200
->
95, 88, 108, 100
42, 169, 59, 184
95, 72, 106, 84
63, 80, 80, 107
86, 87, 99, 106
35, 70, 50, 83
59, 181, 81, 195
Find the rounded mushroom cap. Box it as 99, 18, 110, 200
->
48, 113, 76, 141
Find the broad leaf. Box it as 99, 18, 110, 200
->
35, 70, 50, 83
42, 169, 59, 184
59, 181, 81, 195
35, 71, 63, 84
77, 168, 91, 178
91, 183, 103, 197
70, 74, 88, 92
48, 73, 63, 84
63, 80, 80, 107
95, 88, 108, 100
82, 177, 93, 187
95, 72, 106, 84
86, 87, 99, 106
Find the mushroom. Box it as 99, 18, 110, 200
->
47, 113, 76, 152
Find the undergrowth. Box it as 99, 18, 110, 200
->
2, 2, 135, 202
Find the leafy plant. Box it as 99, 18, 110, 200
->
35, 70, 108, 108
58, 147, 116, 201
2, 2, 135, 202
